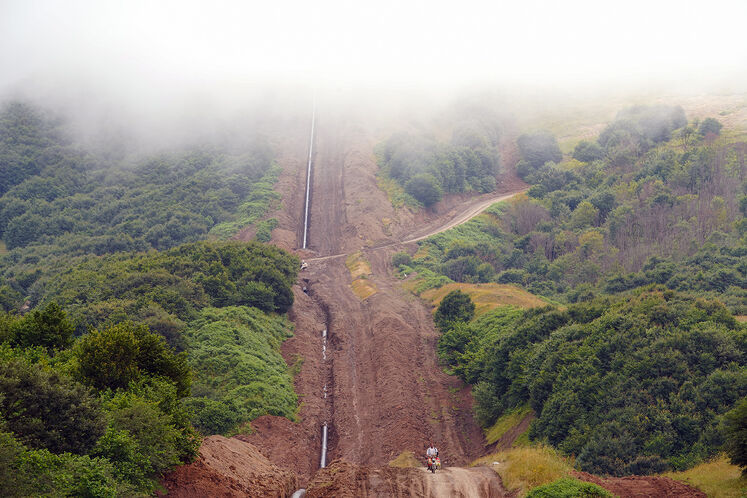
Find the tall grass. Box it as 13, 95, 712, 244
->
662, 455, 746, 498
472, 444, 574, 495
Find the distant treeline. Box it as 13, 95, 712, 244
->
396, 105, 746, 313
0, 101, 280, 311
376, 117, 502, 206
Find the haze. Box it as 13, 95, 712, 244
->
1, 0, 746, 135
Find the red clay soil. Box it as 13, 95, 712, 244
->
305, 459, 511, 498
159, 435, 296, 497
573, 471, 707, 498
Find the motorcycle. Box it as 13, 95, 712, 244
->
426, 455, 441, 473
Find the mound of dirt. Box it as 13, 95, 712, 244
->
159, 435, 297, 497
573, 470, 707, 498
305, 459, 510, 498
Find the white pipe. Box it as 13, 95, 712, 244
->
302, 97, 316, 249
320, 423, 328, 468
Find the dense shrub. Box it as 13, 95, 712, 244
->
0, 357, 106, 454
526, 478, 613, 497
439, 288, 746, 475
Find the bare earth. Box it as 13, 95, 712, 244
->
163, 105, 708, 497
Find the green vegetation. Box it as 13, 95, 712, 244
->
0, 101, 282, 312
434, 289, 475, 331
0, 101, 302, 493
485, 405, 534, 445
721, 397, 747, 473
525, 478, 612, 497
376, 117, 502, 207
440, 288, 746, 475
473, 444, 574, 495
662, 455, 746, 497
402, 107, 745, 314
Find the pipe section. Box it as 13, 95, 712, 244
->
302, 98, 316, 249
320, 423, 328, 468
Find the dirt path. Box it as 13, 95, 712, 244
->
305, 460, 511, 497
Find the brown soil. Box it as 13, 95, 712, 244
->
573, 471, 708, 498
159, 435, 296, 497
305, 459, 512, 498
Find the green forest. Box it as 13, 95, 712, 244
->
376, 114, 502, 206
396, 105, 747, 475
0, 102, 300, 495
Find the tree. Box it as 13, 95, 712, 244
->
517, 132, 562, 169
11, 302, 74, 352
0, 359, 106, 454
75, 322, 191, 396
434, 290, 475, 331
572, 141, 604, 163
698, 117, 723, 137
721, 397, 747, 473
405, 174, 443, 207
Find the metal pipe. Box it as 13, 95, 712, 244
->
302, 97, 316, 249
320, 422, 328, 468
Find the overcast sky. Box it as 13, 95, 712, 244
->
1, 0, 746, 106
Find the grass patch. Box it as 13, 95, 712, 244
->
351, 278, 377, 300
736, 315, 747, 323
388, 450, 420, 468
345, 252, 372, 279
377, 173, 420, 210
472, 445, 574, 496
485, 405, 534, 445
661, 455, 746, 498
422, 282, 548, 316
346, 252, 377, 300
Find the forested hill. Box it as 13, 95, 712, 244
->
0, 101, 300, 496
397, 105, 746, 314
395, 103, 747, 479
0, 101, 281, 311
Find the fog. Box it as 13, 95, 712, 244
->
1, 0, 746, 141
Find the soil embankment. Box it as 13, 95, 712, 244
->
159, 436, 296, 497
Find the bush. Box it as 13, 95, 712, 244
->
75, 322, 191, 396
573, 141, 605, 163
526, 478, 613, 497
517, 132, 562, 170
184, 397, 244, 435
392, 252, 412, 268
434, 290, 475, 331
405, 174, 443, 207
0, 358, 106, 454
721, 397, 747, 473
699, 117, 723, 137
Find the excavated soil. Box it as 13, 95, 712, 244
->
159, 435, 296, 497
573, 471, 708, 498
305, 459, 512, 498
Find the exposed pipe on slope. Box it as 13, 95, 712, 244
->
302, 97, 316, 249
